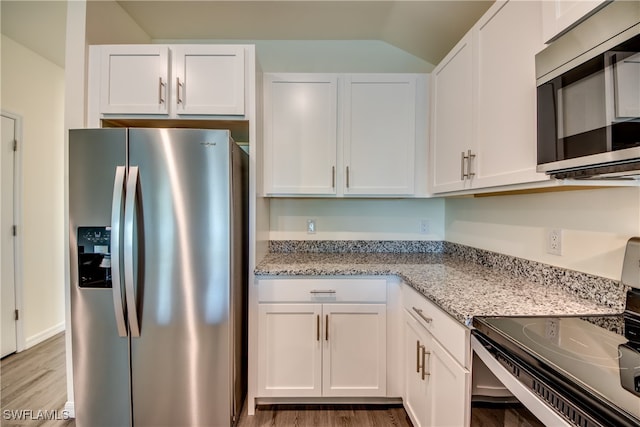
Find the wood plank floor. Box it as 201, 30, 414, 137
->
1, 332, 73, 427
2, 332, 510, 427
236, 403, 413, 427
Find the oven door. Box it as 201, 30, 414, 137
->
472, 334, 586, 427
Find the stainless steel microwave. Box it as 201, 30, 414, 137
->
536, 1, 640, 179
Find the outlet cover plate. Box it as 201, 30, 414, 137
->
547, 229, 562, 256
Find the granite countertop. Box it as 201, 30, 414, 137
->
254, 251, 624, 327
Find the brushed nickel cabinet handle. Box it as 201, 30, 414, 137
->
325, 314, 329, 341
176, 77, 183, 104
310, 290, 336, 294
422, 349, 431, 380
316, 314, 320, 341
461, 151, 466, 180
332, 166, 335, 188
346, 166, 350, 188
416, 340, 421, 373
467, 149, 476, 178
158, 77, 166, 104
412, 306, 432, 324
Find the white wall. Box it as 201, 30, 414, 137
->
445, 187, 640, 280
1, 35, 66, 346
269, 198, 445, 241
156, 39, 435, 73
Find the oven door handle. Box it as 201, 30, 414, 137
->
471, 335, 572, 427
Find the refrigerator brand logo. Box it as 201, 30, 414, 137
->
200, 142, 217, 147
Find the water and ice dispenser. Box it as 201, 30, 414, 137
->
77, 226, 112, 288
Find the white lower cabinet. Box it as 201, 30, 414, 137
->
255, 277, 471, 423
403, 285, 471, 427
258, 303, 323, 397
322, 304, 386, 397
257, 279, 387, 398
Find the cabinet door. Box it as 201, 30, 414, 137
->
430, 33, 474, 194
404, 311, 431, 427
173, 45, 245, 116
342, 75, 416, 196
99, 45, 170, 115
322, 304, 386, 397
264, 74, 338, 195
473, 0, 548, 189
428, 336, 470, 427
542, 0, 609, 43
258, 304, 322, 397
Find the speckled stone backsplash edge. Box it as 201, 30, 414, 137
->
267, 240, 628, 311
268, 240, 446, 254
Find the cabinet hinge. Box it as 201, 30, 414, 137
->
13, 139, 17, 152
12, 225, 17, 236
15, 309, 19, 321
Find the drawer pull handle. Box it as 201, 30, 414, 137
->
412, 307, 432, 323
416, 340, 421, 373
316, 314, 320, 341
310, 290, 336, 294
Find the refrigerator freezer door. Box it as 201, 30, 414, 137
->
128, 129, 234, 426
69, 128, 131, 427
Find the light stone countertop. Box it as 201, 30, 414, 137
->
254, 252, 623, 327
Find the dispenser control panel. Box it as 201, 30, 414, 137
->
77, 226, 111, 288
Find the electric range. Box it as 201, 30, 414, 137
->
472, 237, 640, 427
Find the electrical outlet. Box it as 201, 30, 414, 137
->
307, 219, 316, 234
547, 229, 562, 256
420, 219, 430, 235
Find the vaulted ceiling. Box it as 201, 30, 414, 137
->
1, 1, 493, 69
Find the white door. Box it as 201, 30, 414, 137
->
322, 304, 386, 397
473, 0, 548, 189
173, 45, 245, 116
428, 336, 470, 427
257, 303, 323, 397
1, 114, 17, 358
342, 75, 416, 196
430, 32, 474, 193
99, 45, 170, 114
263, 73, 338, 195
404, 310, 430, 427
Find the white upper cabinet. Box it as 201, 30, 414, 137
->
472, 0, 547, 189
430, 0, 549, 194
263, 74, 338, 195
172, 45, 245, 116
342, 75, 416, 196
90, 44, 247, 123
99, 45, 170, 115
430, 33, 474, 194
264, 73, 425, 197
542, 0, 610, 43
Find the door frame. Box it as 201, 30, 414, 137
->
1, 110, 25, 353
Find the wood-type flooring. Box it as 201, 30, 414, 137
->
1, 333, 73, 427
1, 331, 516, 427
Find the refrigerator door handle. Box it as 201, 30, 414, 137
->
124, 166, 141, 337
110, 166, 128, 337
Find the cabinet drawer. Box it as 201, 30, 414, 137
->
258, 278, 387, 303
402, 284, 469, 367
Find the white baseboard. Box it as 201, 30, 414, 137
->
25, 322, 65, 349
64, 401, 75, 419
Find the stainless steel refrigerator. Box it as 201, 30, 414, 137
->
69, 128, 248, 427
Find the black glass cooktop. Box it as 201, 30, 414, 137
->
473, 314, 640, 426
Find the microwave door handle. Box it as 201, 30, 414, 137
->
551, 79, 563, 160
110, 166, 127, 337
124, 166, 141, 338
